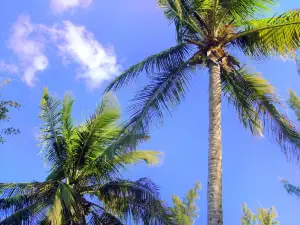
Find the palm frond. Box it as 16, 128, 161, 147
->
61, 93, 74, 140
288, 90, 300, 121
296, 56, 300, 74
218, 0, 276, 22
0, 182, 57, 224
60, 93, 78, 183
80, 151, 161, 185
105, 43, 191, 91
125, 60, 192, 137
46, 167, 65, 182
80, 131, 151, 183
222, 67, 300, 160
0, 184, 56, 212
281, 180, 300, 199
221, 66, 270, 136
40, 88, 65, 170
159, 0, 207, 42
47, 183, 85, 225
95, 178, 173, 225
100, 129, 150, 162
88, 209, 124, 225
0, 182, 54, 198
90, 178, 159, 203
75, 93, 121, 172
232, 10, 300, 58
0, 201, 48, 225
113, 150, 161, 166
61, 93, 76, 155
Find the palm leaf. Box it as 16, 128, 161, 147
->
47, 183, 85, 225
61, 93, 77, 157
46, 167, 65, 182
0, 182, 57, 224
0, 182, 54, 198
80, 151, 161, 186
222, 67, 300, 160
95, 178, 174, 225
0, 184, 56, 211
0, 182, 58, 223
218, 0, 276, 21
105, 43, 191, 91
88, 209, 124, 225
75, 93, 121, 173
232, 10, 300, 58
113, 150, 161, 166
125, 60, 192, 137
100, 130, 150, 162
281, 180, 300, 199
288, 90, 300, 121
159, 0, 206, 42
0, 201, 48, 224
40, 88, 65, 170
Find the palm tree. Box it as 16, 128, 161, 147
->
106, 1, 300, 224
0, 89, 172, 225
171, 181, 201, 225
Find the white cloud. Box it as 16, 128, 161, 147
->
50, 0, 93, 13
48, 21, 121, 89
5, 15, 120, 88
0, 61, 19, 74
8, 15, 48, 86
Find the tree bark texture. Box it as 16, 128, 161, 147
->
207, 62, 223, 225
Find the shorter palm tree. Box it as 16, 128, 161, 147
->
0, 89, 172, 225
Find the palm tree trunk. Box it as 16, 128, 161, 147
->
207, 62, 223, 225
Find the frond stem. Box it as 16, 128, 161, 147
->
184, 39, 205, 47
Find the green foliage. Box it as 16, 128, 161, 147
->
288, 90, 300, 122
171, 181, 201, 225
280, 92, 300, 202
0, 89, 173, 225
241, 203, 279, 225
106, 0, 300, 161
0, 79, 20, 143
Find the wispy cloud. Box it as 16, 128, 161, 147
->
47, 21, 121, 89
50, 0, 93, 13
0, 61, 19, 74
8, 15, 48, 86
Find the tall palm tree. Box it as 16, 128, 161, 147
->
0, 89, 172, 225
106, 1, 300, 224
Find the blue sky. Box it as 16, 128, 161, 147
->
0, 0, 300, 224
